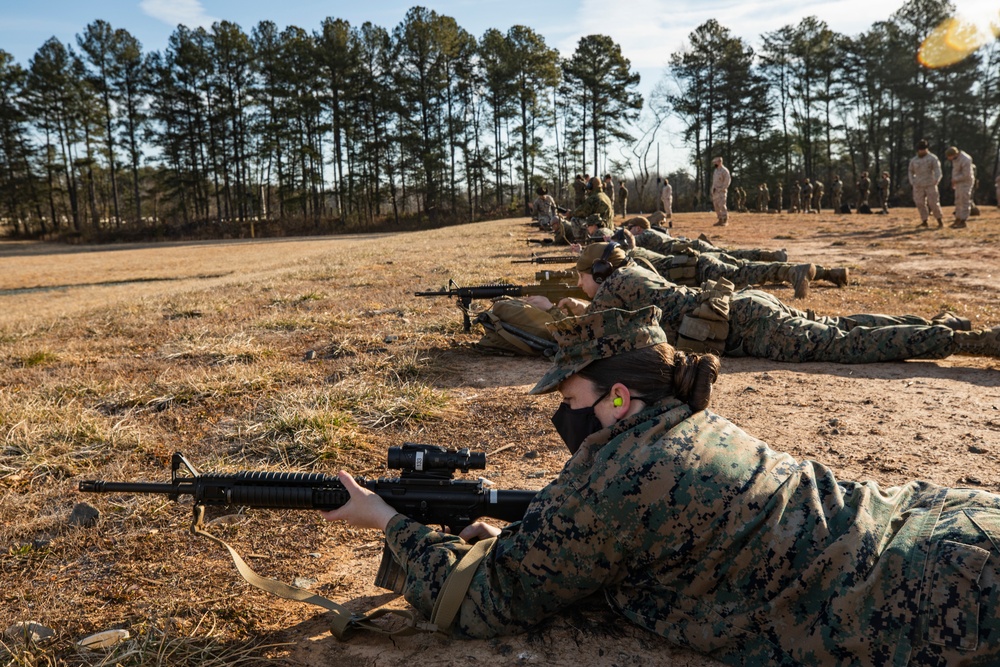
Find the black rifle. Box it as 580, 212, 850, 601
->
80, 445, 537, 591
523, 238, 554, 245
415, 279, 585, 331
511, 255, 577, 265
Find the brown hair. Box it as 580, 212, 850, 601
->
577, 343, 720, 412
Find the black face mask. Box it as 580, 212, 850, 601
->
551, 391, 608, 454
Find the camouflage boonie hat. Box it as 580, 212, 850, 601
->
576, 242, 628, 273
623, 215, 650, 230
529, 306, 668, 394
945, 146, 959, 158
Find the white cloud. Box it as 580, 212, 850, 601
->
564, 0, 899, 73
139, 0, 218, 28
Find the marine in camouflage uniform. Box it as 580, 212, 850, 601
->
878, 171, 891, 213
946, 146, 975, 228
830, 175, 843, 212
812, 179, 824, 212
906, 139, 944, 227
568, 177, 614, 241
790, 180, 801, 213
617, 181, 628, 219
627, 244, 821, 298
619, 225, 845, 296
857, 171, 871, 209
774, 181, 783, 211
585, 256, 995, 363
711, 157, 731, 225
628, 222, 788, 263
801, 178, 814, 212
572, 174, 586, 207
357, 306, 1000, 666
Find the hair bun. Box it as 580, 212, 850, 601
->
671, 351, 720, 412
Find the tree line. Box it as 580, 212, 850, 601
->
0, 0, 996, 241
659, 0, 1000, 210
0, 7, 640, 240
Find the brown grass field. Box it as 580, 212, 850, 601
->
1, 207, 999, 666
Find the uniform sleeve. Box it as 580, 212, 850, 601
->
385, 480, 624, 638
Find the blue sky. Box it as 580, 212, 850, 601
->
2, 0, 992, 171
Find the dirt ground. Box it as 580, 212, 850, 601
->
1, 207, 999, 666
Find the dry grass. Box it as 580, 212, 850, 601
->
1, 209, 999, 666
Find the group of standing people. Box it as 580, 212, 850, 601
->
706, 140, 983, 229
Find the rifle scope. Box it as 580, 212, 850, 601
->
387, 443, 485, 473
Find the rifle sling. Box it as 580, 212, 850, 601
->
189, 505, 495, 640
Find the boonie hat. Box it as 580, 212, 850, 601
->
945, 146, 959, 158
623, 215, 650, 230
530, 306, 668, 394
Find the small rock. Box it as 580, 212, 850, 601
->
830, 428, 841, 435
68, 502, 100, 527
303, 350, 317, 361
4, 621, 55, 643
78, 629, 130, 650
970, 445, 988, 454
742, 386, 758, 393
526, 471, 548, 479
523, 450, 539, 460
944, 272, 957, 277
915, 433, 926, 441
384, 335, 398, 343
293, 577, 318, 589
309, 552, 322, 558
828, 418, 840, 427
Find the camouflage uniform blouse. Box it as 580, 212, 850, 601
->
570, 191, 614, 226
385, 399, 1000, 664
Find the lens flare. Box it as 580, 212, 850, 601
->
918, 7, 1000, 68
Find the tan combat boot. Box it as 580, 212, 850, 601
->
950, 219, 968, 229
761, 249, 788, 262
953, 328, 1000, 356
931, 312, 972, 331
788, 263, 817, 299
814, 266, 850, 288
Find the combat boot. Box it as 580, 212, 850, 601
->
787, 263, 816, 299
918, 220, 928, 227
931, 311, 972, 331
760, 249, 788, 262
950, 219, 968, 229
936, 218, 944, 228
953, 328, 1000, 357
815, 266, 850, 288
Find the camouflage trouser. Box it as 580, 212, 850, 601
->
814, 192, 823, 212
913, 184, 943, 222
723, 248, 780, 262
723, 289, 955, 362
954, 181, 974, 221
791, 194, 801, 212
698, 255, 789, 288
831, 192, 842, 211
906, 490, 1000, 664
712, 189, 728, 222
619, 197, 627, 218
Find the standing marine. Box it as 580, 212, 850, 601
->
710, 157, 731, 226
